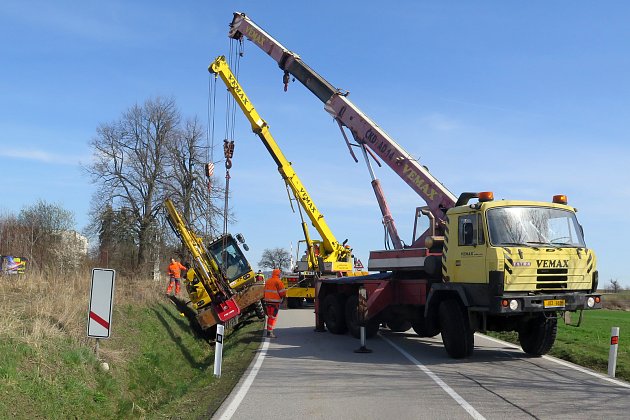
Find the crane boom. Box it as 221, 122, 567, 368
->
228, 12, 457, 238
209, 56, 353, 271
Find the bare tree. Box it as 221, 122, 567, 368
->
18, 200, 75, 270
0, 201, 76, 272
93, 204, 138, 272
163, 116, 225, 239
258, 248, 291, 271
87, 97, 179, 270
608, 279, 623, 293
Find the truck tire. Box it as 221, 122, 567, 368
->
386, 319, 411, 332
411, 311, 440, 338
287, 297, 304, 309
345, 295, 379, 339
254, 300, 265, 320
519, 314, 557, 356
439, 298, 474, 359
323, 293, 348, 334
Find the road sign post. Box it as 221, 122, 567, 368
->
87, 268, 116, 341
354, 286, 372, 354
214, 324, 225, 378
608, 326, 620, 377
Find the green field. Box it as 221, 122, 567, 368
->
488, 309, 630, 382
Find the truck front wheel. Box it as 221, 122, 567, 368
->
518, 314, 557, 356
322, 293, 348, 334
439, 298, 474, 359
412, 310, 439, 338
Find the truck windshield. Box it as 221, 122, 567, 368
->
208, 237, 250, 282
486, 206, 586, 248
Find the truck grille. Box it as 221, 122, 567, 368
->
536, 268, 567, 289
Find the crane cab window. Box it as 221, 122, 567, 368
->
208, 236, 250, 282
458, 214, 484, 246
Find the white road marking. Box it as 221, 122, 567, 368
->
479, 333, 630, 389
380, 334, 486, 420
215, 337, 270, 420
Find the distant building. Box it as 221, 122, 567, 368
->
60, 230, 89, 255
54, 230, 89, 269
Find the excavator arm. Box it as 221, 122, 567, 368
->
164, 199, 240, 322
209, 56, 352, 272
228, 12, 457, 241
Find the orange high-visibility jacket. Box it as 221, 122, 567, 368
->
167, 261, 186, 279
264, 269, 286, 304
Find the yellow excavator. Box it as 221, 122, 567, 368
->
164, 199, 264, 330
209, 55, 366, 308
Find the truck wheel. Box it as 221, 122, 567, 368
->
323, 294, 348, 334
345, 295, 379, 339
287, 298, 304, 309
254, 300, 265, 320
411, 311, 439, 338
386, 319, 411, 332
519, 315, 557, 356
439, 298, 474, 359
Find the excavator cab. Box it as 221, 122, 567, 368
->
207, 234, 255, 290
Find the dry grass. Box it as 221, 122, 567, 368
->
601, 290, 630, 310
0, 268, 165, 347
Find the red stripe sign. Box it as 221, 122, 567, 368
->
89, 311, 110, 330
87, 268, 116, 338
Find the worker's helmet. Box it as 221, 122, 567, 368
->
257, 270, 262, 273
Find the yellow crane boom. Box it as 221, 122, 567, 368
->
209, 55, 353, 273
164, 198, 240, 322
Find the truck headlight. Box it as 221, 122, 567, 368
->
587, 297, 595, 308
509, 299, 519, 311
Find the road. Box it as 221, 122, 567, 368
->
214, 307, 630, 420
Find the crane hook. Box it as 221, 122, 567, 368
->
283, 71, 290, 92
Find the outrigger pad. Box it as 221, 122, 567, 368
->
214, 298, 241, 322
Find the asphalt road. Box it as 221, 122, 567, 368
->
214, 307, 630, 420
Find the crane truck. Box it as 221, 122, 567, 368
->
228, 12, 602, 358
208, 55, 366, 309
164, 199, 264, 331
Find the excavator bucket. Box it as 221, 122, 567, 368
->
214, 298, 241, 322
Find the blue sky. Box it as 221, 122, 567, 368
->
1, 1, 629, 287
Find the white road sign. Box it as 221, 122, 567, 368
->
87, 268, 116, 338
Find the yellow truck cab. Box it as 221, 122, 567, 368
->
427, 192, 601, 357
443, 193, 597, 295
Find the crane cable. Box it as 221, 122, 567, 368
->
206, 69, 218, 238
218, 39, 243, 269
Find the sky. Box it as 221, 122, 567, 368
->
1, 1, 629, 287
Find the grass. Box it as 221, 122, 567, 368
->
601, 290, 630, 310
0, 269, 263, 419
487, 309, 630, 382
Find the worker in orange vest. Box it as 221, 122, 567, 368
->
166, 257, 187, 296
264, 268, 286, 338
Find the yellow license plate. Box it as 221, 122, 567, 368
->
544, 299, 565, 308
